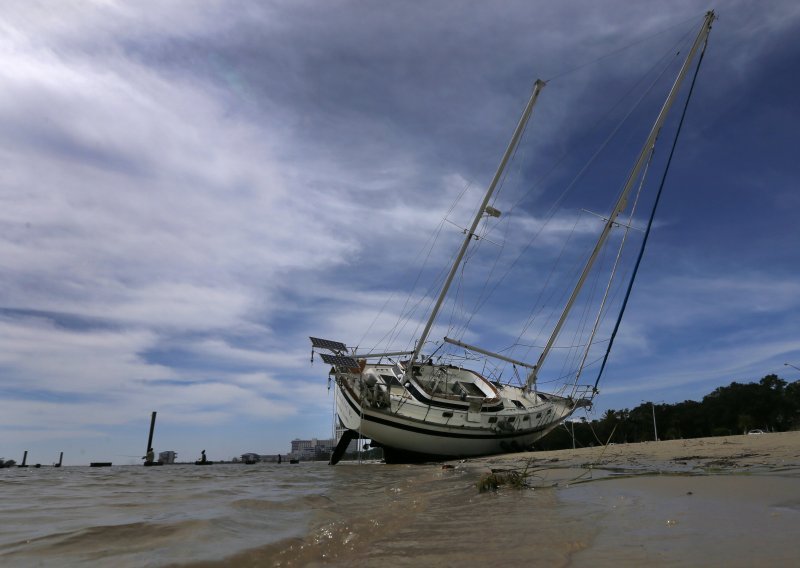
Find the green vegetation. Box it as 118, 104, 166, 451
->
536, 374, 800, 451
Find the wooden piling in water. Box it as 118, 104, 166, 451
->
146, 411, 157, 454
143, 411, 161, 466
18, 450, 28, 468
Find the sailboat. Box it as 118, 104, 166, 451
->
312, 12, 715, 464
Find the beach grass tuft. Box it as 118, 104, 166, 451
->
477, 468, 529, 492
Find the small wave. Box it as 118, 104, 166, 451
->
1, 518, 213, 562
178, 516, 391, 567
231, 494, 334, 512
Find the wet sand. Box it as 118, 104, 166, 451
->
458, 431, 800, 566
467, 430, 800, 477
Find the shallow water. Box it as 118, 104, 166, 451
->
1, 461, 798, 566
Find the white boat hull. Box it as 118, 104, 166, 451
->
333, 363, 582, 462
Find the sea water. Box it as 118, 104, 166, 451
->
1, 461, 798, 566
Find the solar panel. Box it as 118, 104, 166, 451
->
320, 353, 359, 369
309, 337, 347, 352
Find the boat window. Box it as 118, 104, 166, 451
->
511, 400, 525, 409
522, 416, 530, 421
488, 417, 498, 423
507, 417, 515, 422
442, 411, 453, 418
380, 374, 402, 387
536, 413, 542, 419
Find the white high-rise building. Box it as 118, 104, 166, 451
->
158, 451, 177, 464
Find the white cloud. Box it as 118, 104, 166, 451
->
0, 1, 798, 461
0, 315, 171, 391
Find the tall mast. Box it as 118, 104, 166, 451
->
526, 11, 715, 389
410, 79, 546, 368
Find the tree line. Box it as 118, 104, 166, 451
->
535, 374, 800, 451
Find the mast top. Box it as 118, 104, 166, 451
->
409, 79, 547, 368
525, 10, 716, 389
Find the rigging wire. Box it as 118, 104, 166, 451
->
440, 21, 700, 374
497, 23, 694, 229
517, 210, 587, 350
456, 31, 691, 354
545, 12, 705, 82
593, 34, 712, 391
360, 17, 702, 380
369, 179, 473, 351
401, 24, 691, 357
484, 29, 697, 385
431, 28, 691, 354
574, 151, 654, 382
561, 240, 609, 382
442, 107, 534, 348
558, 227, 632, 391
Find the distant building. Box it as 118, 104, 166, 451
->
159, 451, 177, 464
241, 452, 260, 464
290, 437, 335, 461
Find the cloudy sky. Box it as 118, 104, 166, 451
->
1, 1, 799, 465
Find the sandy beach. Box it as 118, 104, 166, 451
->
455, 431, 800, 566
467, 430, 800, 477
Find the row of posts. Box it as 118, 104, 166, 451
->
0, 450, 63, 468
3, 411, 158, 468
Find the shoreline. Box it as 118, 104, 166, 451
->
458, 430, 800, 480
455, 431, 800, 565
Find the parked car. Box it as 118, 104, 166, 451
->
747, 429, 765, 435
